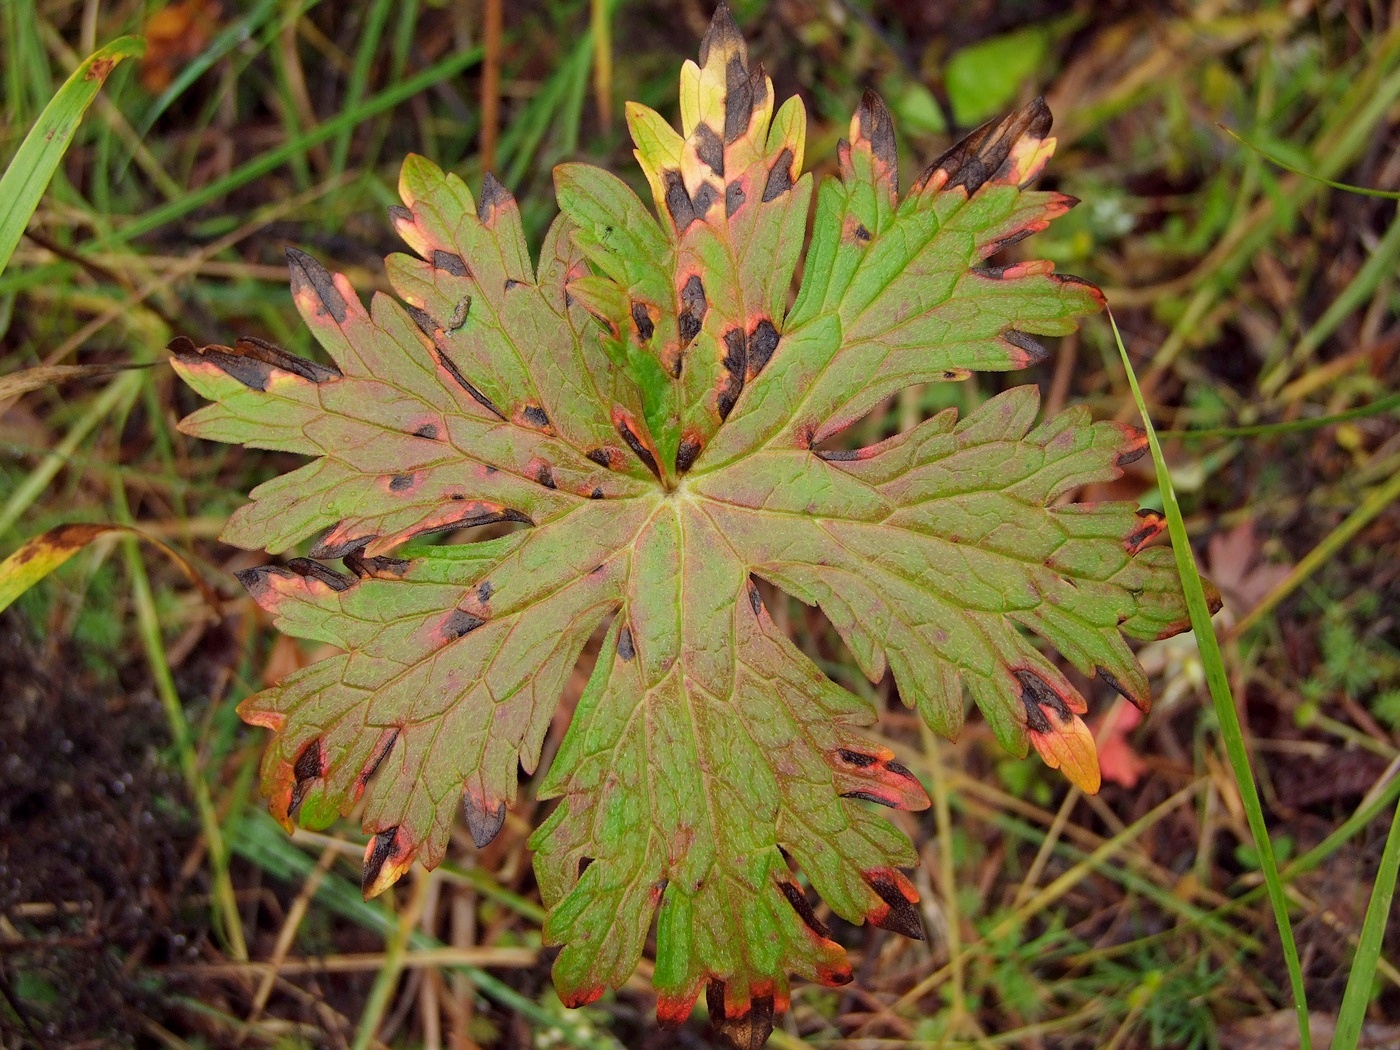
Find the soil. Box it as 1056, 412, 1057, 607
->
0, 610, 207, 1048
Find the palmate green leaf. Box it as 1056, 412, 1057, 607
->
172, 7, 1201, 1045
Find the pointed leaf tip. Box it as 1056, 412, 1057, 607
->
914, 95, 1059, 196
362, 826, 413, 898
855, 89, 898, 176
464, 794, 508, 848
707, 982, 776, 1050
657, 990, 702, 1027
285, 246, 349, 325
699, 4, 744, 68
1026, 95, 1053, 137
1018, 669, 1101, 793
865, 868, 925, 940
477, 171, 512, 222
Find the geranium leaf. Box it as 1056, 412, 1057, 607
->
173, 5, 1206, 1045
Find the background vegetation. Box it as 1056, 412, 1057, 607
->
1, 0, 1397, 1047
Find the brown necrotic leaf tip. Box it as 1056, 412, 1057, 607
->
171, 3, 1198, 1045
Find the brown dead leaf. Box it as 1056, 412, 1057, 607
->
259, 634, 341, 688
139, 0, 222, 94
1206, 520, 1292, 621
0, 362, 153, 404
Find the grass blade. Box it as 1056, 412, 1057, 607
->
117, 521, 247, 961
0, 361, 152, 402
0, 368, 144, 539
1219, 124, 1400, 200
329, 0, 396, 176
0, 520, 217, 614
1162, 391, 1400, 440
1333, 797, 1400, 1049
133, 0, 281, 139
1109, 310, 1313, 1050
0, 36, 144, 277
105, 43, 483, 250
591, 0, 614, 129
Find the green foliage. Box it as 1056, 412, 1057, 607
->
1235, 834, 1295, 871
173, 8, 1195, 1043
945, 25, 1054, 126
1090, 950, 1227, 1049
1299, 596, 1400, 729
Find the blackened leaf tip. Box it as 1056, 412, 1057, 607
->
866, 870, 925, 941
464, 795, 508, 848
857, 89, 897, 175
1026, 95, 1053, 138
713, 1006, 775, 1050
286, 557, 353, 591
361, 827, 400, 897
286, 246, 349, 324
478, 171, 512, 221
699, 3, 743, 67
309, 534, 370, 560
234, 565, 279, 601
1096, 666, 1148, 711
706, 981, 777, 1050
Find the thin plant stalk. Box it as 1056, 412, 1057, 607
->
1110, 310, 1312, 1050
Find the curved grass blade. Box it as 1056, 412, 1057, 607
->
0, 520, 218, 614
1218, 124, 1400, 200
1109, 309, 1313, 1050
0, 36, 144, 278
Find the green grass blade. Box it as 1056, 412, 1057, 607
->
111, 43, 482, 248
133, 0, 281, 139
330, 0, 396, 176
1261, 208, 1400, 396
0, 368, 145, 540
1109, 310, 1313, 1050
1219, 124, 1400, 200
0, 42, 483, 300
0, 36, 144, 278
1333, 796, 1400, 1049
1163, 391, 1400, 440
116, 519, 248, 962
